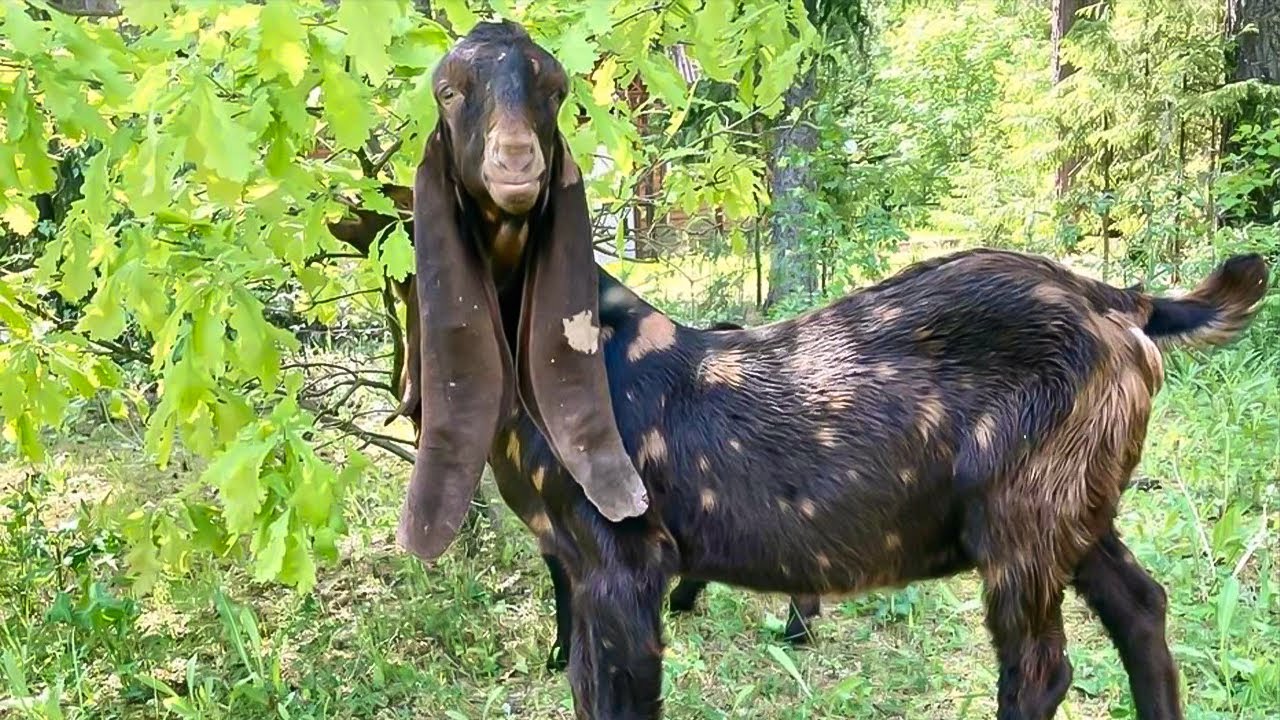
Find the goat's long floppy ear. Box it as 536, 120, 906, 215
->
516, 137, 650, 522
397, 131, 513, 561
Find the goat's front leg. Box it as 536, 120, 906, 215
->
568, 563, 667, 719
543, 554, 574, 671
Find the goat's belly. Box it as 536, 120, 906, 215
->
675, 522, 970, 598
670, 477, 971, 597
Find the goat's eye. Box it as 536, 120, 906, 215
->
439, 86, 460, 104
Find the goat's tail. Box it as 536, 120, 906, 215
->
1139, 254, 1270, 349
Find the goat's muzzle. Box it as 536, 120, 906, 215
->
483, 124, 545, 214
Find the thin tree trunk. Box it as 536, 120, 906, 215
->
764, 65, 820, 309
1052, 0, 1084, 197
1222, 0, 1280, 223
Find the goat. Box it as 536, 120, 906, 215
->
342, 20, 1271, 720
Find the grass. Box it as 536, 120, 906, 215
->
1, 253, 1278, 719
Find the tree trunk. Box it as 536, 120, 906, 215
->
764, 65, 820, 309
1052, 0, 1083, 196
1223, 0, 1280, 223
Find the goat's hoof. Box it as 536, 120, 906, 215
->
545, 644, 569, 672
782, 625, 814, 646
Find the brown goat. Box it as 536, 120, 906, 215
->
337, 21, 1271, 720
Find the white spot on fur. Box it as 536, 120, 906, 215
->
700, 488, 716, 511
529, 512, 553, 535
562, 311, 600, 354
627, 313, 677, 361
638, 429, 668, 469
531, 466, 546, 492
506, 433, 520, 464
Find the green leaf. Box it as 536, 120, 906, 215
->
124, 522, 163, 594
389, 23, 451, 69
279, 535, 316, 592
120, 0, 173, 29
202, 439, 274, 535
765, 645, 810, 697
436, 0, 477, 35
78, 275, 128, 341
379, 222, 414, 282
189, 78, 256, 183
229, 287, 288, 388
252, 509, 291, 582
551, 26, 599, 76
10, 74, 56, 192
321, 61, 377, 151
121, 121, 178, 218
0, 2, 47, 57
258, 1, 310, 85
336, 0, 399, 85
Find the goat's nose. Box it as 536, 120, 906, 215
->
493, 137, 537, 174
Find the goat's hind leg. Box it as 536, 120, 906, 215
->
668, 578, 708, 613
1071, 529, 1181, 720
982, 568, 1073, 720
783, 594, 821, 645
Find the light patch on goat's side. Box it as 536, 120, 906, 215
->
627, 313, 677, 362
699, 351, 746, 387
599, 325, 615, 344
874, 363, 898, 380
696, 455, 711, 473
1126, 324, 1164, 393
798, 498, 817, 518
562, 311, 600, 354
973, 412, 998, 451
884, 532, 902, 551
506, 433, 521, 464
898, 468, 916, 486
1032, 283, 1074, 307
700, 488, 716, 512
776, 497, 792, 513
873, 305, 903, 324
529, 512, 553, 536
814, 427, 839, 448
916, 394, 947, 438
815, 552, 831, 570
531, 466, 546, 492
638, 428, 668, 469
727, 438, 743, 453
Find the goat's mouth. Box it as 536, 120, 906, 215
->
483, 172, 543, 214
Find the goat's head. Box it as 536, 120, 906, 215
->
432, 21, 566, 216
394, 20, 648, 561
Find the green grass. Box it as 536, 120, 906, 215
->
2, 261, 1277, 720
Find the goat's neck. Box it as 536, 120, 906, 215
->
482, 215, 529, 280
